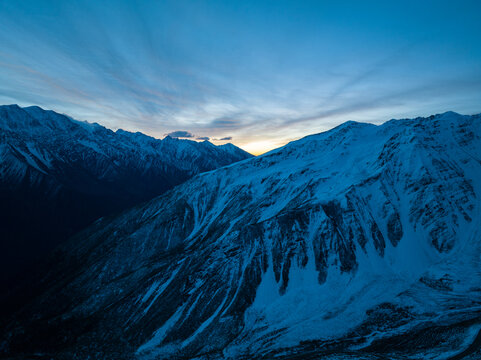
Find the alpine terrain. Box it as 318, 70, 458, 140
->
2, 111, 481, 359
0, 104, 252, 286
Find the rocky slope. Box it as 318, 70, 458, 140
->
0, 104, 252, 286
1, 111, 481, 359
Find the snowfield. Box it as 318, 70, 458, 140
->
2, 111, 481, 360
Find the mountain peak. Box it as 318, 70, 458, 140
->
0, 104, 253, 289
432, 110, 464, 121
23, 105, 45, 112
1, 103, 22, 110
1, 111, 480, 359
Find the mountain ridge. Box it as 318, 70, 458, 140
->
0, 104, 252, 287
2, 111, 481, 359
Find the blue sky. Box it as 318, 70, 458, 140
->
1, 0, 480, 154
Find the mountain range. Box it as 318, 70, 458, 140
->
2, 111, 480, 359
0, 104, 252, 286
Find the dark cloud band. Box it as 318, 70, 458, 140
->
166, 130, 194, 138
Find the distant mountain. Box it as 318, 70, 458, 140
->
2, 111, 481, 360
0, 104, 252, 286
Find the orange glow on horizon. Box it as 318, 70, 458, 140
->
238, 139, 286, 156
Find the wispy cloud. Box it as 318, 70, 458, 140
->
210, 117, 243, 129
0, 0, 480, 154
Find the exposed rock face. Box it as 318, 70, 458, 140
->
0, 104, 252, 286
2, 111, 481, 359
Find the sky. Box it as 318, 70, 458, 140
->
0, 1, 480, 155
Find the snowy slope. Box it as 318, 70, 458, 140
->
2, 111, 481, 360
0, 104, 252, 286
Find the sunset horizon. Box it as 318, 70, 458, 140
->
2, 1, 481, 359
1, 1, 480, 154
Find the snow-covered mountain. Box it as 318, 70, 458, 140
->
0, 104, 252, 286
2, 111, 481, 359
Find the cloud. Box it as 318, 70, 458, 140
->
210, 117, 242, 129
266, 74, 481, 133
320, 42, 419, 106
166, 130, 194, 138
0, 0, 480, 156
210, 136, 233, 141
196, 136, 210, 141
